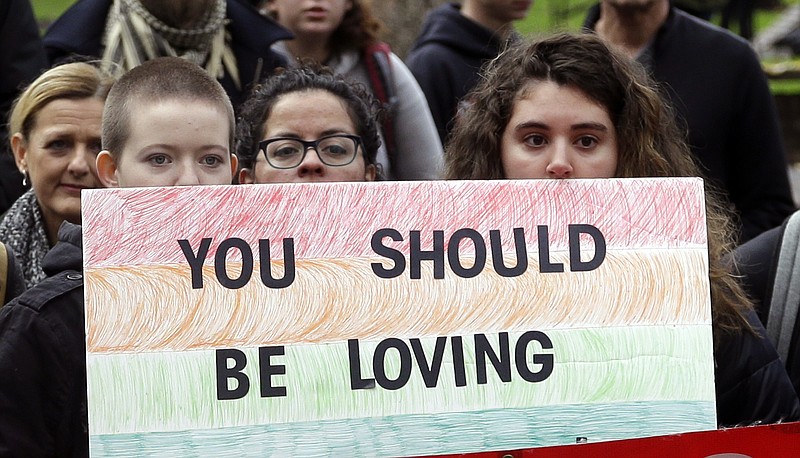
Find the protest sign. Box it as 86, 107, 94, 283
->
82, 178, 716, 456
428, 422, 800, 458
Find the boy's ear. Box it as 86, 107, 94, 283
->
96, 151, 120, 187
239, 167, 255, 184
364, 164, 377, 182
230, 154, 239, 182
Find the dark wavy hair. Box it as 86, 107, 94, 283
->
262, 0, 383, 53
235, 64, 381, 171
446, 32, 754, 337
446, 32, 694, 180
329, 0, 383, 53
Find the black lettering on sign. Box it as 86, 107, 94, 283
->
216, 348, 250, 400
348, 331, 555, 391
369, 225, 606, 279
178, 237, 296, 289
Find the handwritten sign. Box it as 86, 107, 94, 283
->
82, 178, 716, 456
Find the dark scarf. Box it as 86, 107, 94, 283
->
101, 0, 240, 88
0, 189, 50, 288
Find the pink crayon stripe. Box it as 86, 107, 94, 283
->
82, 178, 706, 268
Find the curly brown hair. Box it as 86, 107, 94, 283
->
262, 0, 383, 53
446, 32, 754, 338
235, 63, 382, 171
330, 0, 384, 53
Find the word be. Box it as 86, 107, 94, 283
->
216, 347, 286, 400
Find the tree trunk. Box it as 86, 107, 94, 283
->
369, 0, 448, 58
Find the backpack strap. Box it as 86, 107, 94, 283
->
767, 210, 800, 361
0, 242, 8, 306
363, 41, 398, 173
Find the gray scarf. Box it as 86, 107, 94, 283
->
0, 189, 50, 288
101, 0, 240, 88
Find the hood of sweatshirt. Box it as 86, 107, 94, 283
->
409, 3, 506, 60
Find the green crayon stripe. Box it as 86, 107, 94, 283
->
88, 326, 715, 435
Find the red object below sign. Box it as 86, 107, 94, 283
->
422, 422, 800, 457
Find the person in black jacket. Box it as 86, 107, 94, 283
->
584, 0, 795, 243
445, 32, 800, 426
0, 57, 239, 456
0, 0, 47, 214
406, 1, 532, 145
0, 242, 25, 305
734, 210, 800, 398
42, 0, 291, 110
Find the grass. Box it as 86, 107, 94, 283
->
513, 0, 800, 94
514, 0, 798, 35
515, 0, 596, 35
30, 0, 75, 27
30, 0, 800, 95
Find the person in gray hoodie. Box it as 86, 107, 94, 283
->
406, 1, 532, 145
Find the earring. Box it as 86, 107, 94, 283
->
21, 170, 29, 187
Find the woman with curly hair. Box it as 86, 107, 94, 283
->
262, 0, 443, 180
236, 64, 378, 183
446, 32, 800, 427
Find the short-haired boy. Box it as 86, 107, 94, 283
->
0, 56, 237, 455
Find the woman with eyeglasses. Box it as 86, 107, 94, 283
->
236, 65, 378, 183
258, 0, 443, 181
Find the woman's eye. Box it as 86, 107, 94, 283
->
323, 144, 349, 156
147, 154, 170, 166
202, 155, 223, 166
524, 134, 546, 147
273, 146, 301, 158
576, 136, 598, 148
89, 141, 102, 155
46, 139, 69, 150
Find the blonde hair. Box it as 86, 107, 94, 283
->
8, 61, 116, 141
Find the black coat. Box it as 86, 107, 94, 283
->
584, 5, 795, 242
734, 217, 800, 400
0, 222, 86, 456
714, 308, 800, 425
42, 0, 292, 110
0, 0, 47, 214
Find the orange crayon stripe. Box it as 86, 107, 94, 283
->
85, 249, 710, 353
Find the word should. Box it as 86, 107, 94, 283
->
371, 225, 605, 279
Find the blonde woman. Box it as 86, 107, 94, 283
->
1, 62, 115, 287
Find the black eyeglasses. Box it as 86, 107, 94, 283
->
257, 134, 363, 169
